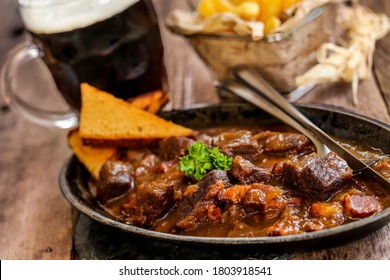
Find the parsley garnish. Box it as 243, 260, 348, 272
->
179, 142, 233, 180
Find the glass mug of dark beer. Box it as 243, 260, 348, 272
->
1, 0, 167, 128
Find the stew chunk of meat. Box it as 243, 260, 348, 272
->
262, 132, 315, 155
229, 156, 272, 185
98, 160, 134, 203
242, 184, 287, 211
176, 170, 230, 230
343, 194, 381, 218
214, 130, 260, 162
130, 160, 185, 227
158, 136, 194, 161
274, 152, 353, 201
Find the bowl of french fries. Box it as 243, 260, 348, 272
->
167, 0, 338, 93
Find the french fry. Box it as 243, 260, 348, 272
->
236, 2, 260, 20
264, 16, 282, 34
127, 90, 169, 114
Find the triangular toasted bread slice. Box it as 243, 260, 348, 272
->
79, 83, 194, 147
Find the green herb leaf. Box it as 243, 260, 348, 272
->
209, 147, 233, 171
179, 142, 233, 180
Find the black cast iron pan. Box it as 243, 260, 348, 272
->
59, 103, 390, 247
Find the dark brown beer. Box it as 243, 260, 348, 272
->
23, 0, 166, 111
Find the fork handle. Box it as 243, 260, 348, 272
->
233, 66, 367, 163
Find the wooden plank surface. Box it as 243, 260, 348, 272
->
372, 0, 390, 113
0, 0, 74, 260
298, 0, 390, 124
0, 0, 389, 260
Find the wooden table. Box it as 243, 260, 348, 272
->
0, 0, 389, 260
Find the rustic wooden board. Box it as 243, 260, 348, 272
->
298, 0, 390, 123
371, 0, 390, 113
0, 0, 73, 260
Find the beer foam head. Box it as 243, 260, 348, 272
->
20, 0, 140, 34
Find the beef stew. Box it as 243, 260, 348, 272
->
91, 126, 390, 238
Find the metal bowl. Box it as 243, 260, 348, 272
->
168, 4, 337, 93
59, 103, 390, 247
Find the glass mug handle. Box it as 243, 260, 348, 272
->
0, 42, 79, 129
